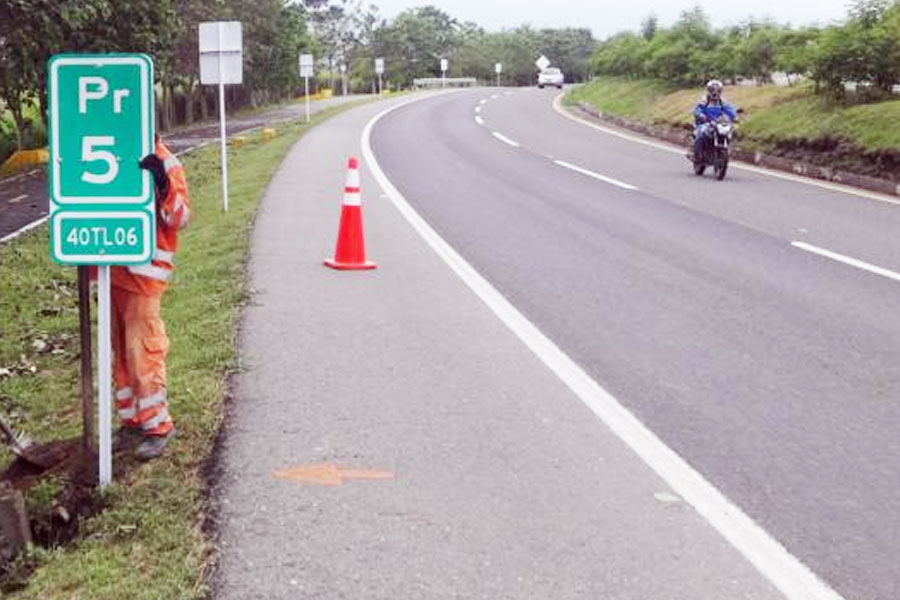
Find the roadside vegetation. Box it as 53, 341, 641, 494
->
0, 100, 366, 599
572, 0, 900, 179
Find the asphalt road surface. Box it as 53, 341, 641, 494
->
0, 94, 365, 242
366, 89, 900, 599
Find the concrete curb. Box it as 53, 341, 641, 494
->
0, 148, 49, 178
575, 102, 900, 198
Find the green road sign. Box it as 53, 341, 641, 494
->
49, 54, 155, 264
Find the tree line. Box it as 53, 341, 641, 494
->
0, 0, 597, 159
593, 0, 900, 98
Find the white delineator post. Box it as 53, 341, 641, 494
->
97, 266, 112, 486
299, 54, 314, 124
217, 23, 229, 212
375, 58, 385, 96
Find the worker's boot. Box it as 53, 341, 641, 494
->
134, 429, 176, 461
113, 426, 142, 452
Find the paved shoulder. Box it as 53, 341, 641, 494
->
212, 92, 783, 600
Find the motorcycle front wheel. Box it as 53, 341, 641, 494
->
714, 149, 728, 180
693, 160, 706, 176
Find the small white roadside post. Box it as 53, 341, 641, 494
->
440, 58, 448, 87
375, 58, 385, 95
495, 62, 502, 87
300, 53, 314, 123
199, 21, 243, 212
340, 63, 347, 96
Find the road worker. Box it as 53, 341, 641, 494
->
111, 133, 190, 460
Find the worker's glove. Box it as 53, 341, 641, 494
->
139, 154, 169, 202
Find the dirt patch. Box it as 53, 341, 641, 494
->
0, 438, 104, 593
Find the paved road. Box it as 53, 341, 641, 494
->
213, 93, 785, 599
0, 94, 366, 241
368, 89, 900, 600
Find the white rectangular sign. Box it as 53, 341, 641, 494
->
375, 58, 385, 75
440, 58, 448, 73
535, 55, 550, 71
199, 21, 243, 85
495, 62, 502, 74
299, 53, 314, 78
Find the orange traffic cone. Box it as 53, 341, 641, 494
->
325, 157, 377, 270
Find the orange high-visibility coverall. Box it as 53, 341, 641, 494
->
111, 140, 190, 437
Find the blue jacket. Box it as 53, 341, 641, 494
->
694, 98, 737, 124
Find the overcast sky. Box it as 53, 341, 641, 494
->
369, 0, 853, 37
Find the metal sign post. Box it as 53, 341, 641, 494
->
340, 63, 347, 96
48, 53, 155, 487
300, 53, 314, 123
199, 21, 243, 212
495, 62, 502, 87
440, 58, 448, 87
375, 58, 385, 95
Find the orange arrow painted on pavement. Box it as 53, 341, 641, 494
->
272, 463, 395, 486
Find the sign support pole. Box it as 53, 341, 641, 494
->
77, 267, 94, 466
304, 76, 310, 123
378, 73, 382, 95
217, 23, 229, 212
97, 266, 112, 487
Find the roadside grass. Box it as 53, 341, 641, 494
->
568, 76, 900, 155
0, 98, 370, 599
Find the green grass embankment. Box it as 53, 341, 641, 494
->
567, 76, 900, 179
0, 99, 368, 599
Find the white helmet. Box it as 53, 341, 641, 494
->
706, 79, 724, 101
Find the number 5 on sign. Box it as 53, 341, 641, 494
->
81, 136, 118, 184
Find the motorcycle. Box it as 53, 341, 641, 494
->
687, 117, 735, 180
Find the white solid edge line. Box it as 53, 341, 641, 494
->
491, 131, 520, 147
361, 95, 844, 600
555, 159, 637, 191
0, 167, 41, 185
475, 116, 485, 126
0, 215, 48, 244
551, 93, 900, 207
792, 241, 900, 283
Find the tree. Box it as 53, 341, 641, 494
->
372, 6, 459, 87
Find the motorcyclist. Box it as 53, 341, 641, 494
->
692, 80, 737, 160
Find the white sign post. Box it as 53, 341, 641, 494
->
535, 55, 550, 71
375, 58, 385, 95
440, 58, 448, 87
495, 62, 502, 87
300, 53, 314, 123
340, 63, 347, 96
199, 21, 243, 212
